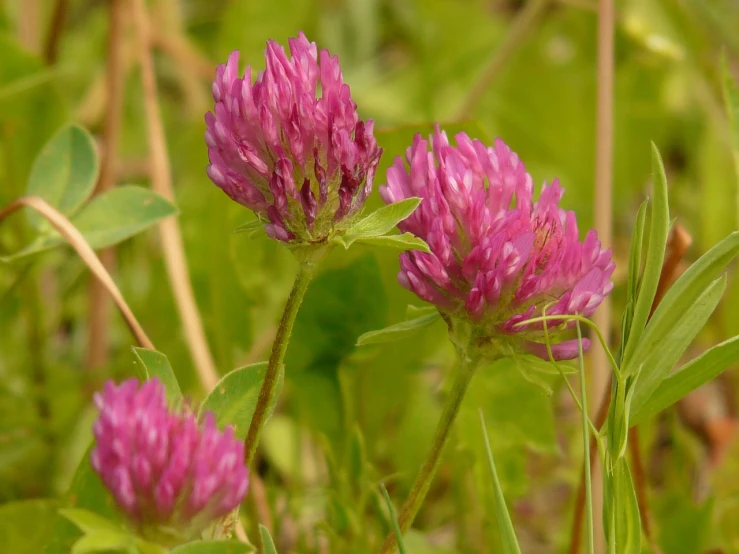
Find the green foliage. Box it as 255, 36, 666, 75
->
0, 499, 59, 553
44, 446, 120, 554
478, 410, 522, 554
258, 525, 279, 554
357, 311, 441, 346
621, 145, 670, 369
380, 484, 408, 554
25, 124, 99, 230
3, 2, 739, 553
171, 542, 254, 554
602, 458, 641, 554
632, 335, 739, 424
199, 362, 282, 440
59, 509, 135, 554
132, 347, 183, 403
8, 185, 177, 260
721, 54, 739, 220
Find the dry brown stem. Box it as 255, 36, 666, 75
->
130, 0, 219, 391
0, 196, 154, 350
86, 0, 127, 370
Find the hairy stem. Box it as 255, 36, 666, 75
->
380, 352, 481, 554
244, 262, 317, 466
577, 324, 595, 554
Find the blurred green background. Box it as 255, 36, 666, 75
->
1, 0, 739, 552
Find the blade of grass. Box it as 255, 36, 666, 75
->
478, 409, 522, 554
259, 524, 278, 554
380, 484, 407, 554
622, 144, 670, 369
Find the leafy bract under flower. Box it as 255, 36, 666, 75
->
205, 32, 382, 245
379, 126, 614, 360
90, 378, 248, 543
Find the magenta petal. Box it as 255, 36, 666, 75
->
379, 126, 614, 344
90, 378, 249, 536
205, 33, 379, 242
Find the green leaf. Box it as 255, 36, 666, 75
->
619, 198, 648, 357
622, 144, 670, 369
631, 334, 739, 424
380, 484, 408, 554
348, 425, 367, 490
26, 124, 99, 230
628, 275, 726, 422
70, 531, 130, 554
132, 347, 182, 404
514, 354, 577, 376
603, 458, 641, 554
199, 362, 283, 440
622, 231, 739, 377
478, 409, 522, 554
9, 185, 177, 260
259, 525, 279, 554
722, 52, 739, 204
232, 218, 266, 239
343, 232, 431, 253
287, 255, 387, 446
287, 254, 388, 371
460, 358, 558, 456
0, 35, 66, 200
0, 499, 59, 553
406, 304, 436, 318
233, 219, 264, 234
43, 444, 121, 554
343, 198, 422, 244
171, 541, 254, 554
356, 312, 441, 345
134, 539, 169, 554
59, 508, 124, 535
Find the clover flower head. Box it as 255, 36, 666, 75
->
380, 126, 615, 360
205, 32, 382, 244
91, 378, 248, 542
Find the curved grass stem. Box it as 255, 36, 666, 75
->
244, 262, 317, 466
380, 350, 481, 554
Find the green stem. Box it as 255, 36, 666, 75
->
380, 351, 481, 554
244, 262, 317, 466
577, 323, 595, 554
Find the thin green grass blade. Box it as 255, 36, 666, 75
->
622, 231, 739, 378
628, 274, 727, 419
576, 324, 595, 554
259, 524, 279, 554
619, 199, 648, 359
622, 144, 670, 370
631, 334, 739, 424
478, 409, 522, 554
380, 484, 407, 554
